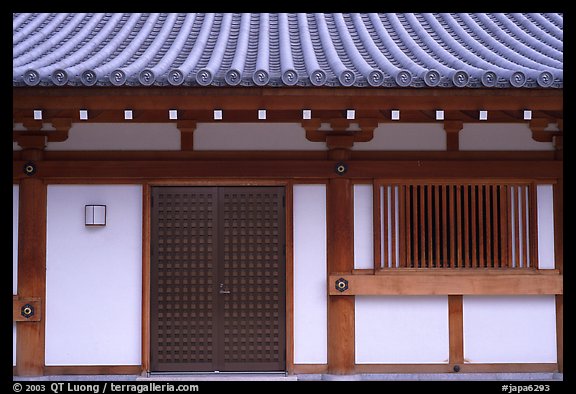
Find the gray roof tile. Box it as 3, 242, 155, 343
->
12, 13, 563, 88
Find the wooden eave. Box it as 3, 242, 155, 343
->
13, 87, 563, 124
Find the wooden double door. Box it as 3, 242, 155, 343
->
150, 187, 286, 372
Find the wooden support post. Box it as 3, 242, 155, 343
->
448, 295, 464, 369
16, 174, 47, 376
554, 175, 563, 372
327, 177, 355, 374
177, 120, 197, 151
444, 120, 463, 152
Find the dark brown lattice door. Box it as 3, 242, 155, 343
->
151, 187, 285, 372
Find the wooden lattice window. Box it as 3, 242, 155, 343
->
374, 181, 538, 270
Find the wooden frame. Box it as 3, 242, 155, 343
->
141, 179, 293, 374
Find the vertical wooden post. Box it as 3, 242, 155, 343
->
16, 176, 47, 376
553, 176, 563, 372
448, 295, 464, 369
15, 136, 47, 377
444, 120, 463, 152
177, 120, 196, 151
327, 177, 355, 374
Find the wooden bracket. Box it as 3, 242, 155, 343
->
529, 118, 561, 143
48, 117, 72, 142
13, 117, 72, 148
302, 118, 377, 147
13, 296, 42, 322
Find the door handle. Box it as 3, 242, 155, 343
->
219, 283, 231, 294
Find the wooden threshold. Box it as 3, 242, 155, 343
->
42, 365, 143, 375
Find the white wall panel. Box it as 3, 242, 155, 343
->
463, 296, 557, 363
353, 123, 446, 151
355, 296, 449, 363
45, 185, 142, 365
354, 184, 373, 269
460, 123, 554, 151
537, 185, 556, 269
46, 123, 181, 151
194, 123, 326, 151
293, 185, 327, 364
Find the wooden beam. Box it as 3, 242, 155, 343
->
13, 87, 563, 112
16, 177, 47, 376
327, 178, 355, 374
12, 160, 563, 181
327, 273, 563, 296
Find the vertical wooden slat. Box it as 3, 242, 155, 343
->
373, 183, 383, 270
420, 185, 426, 268
399, 185, 406, 268
427, 184, 433, 267
521, 185, 529, 268
390, 186, 397, 269
500, 185, 509, 268
380, 184, 387, 269
456, 185, 462, 268
463, 185, 470, 268
434, 184, 441, 266
492, 185, 499, 268
442, 185, 448, 268
478, 185, 485, 268
513, 186, 521, 268
411, 185, 418, 268
485, 185, 493, 268
449, 185, 455, 268
529, 183, 539, 269
471, 185, 477, 268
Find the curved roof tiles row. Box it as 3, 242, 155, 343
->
12, 13, 563, 88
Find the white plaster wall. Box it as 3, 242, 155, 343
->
13, 185, 19, 366
45, 123, 181, 151
353, 123, 446, 151
463, 296, 557, 363
293, 185, 327, 364
194, 123, 326, 151
355, 296, 449, 363
460, 123, 554, 151
354, 184, 373, 269
45, 185, 142, 365
537, 184, 556, 269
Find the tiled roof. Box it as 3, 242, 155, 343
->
12, 13, 563, 88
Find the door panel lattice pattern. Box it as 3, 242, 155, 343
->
220, 189, 285, 367
152, 188, 217, 370
151, 187, 285, 372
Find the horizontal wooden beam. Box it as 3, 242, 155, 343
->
13, 87, 563, 111
12, 160, 562, 181
328, 273, 563, 296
